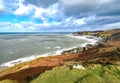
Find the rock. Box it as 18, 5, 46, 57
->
61, 45, 97, 54
61, 47, 85, 54
61, 49, 74, 54
72, 32, 83, 36
94, 42, 105, 47
86, 44, 94, 50
72, 64, 86, 70
110, 33, 120, 40
78, 47, 85, 52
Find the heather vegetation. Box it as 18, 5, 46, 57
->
30, 47, 120, 83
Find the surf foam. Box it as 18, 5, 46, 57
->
0, 34, 101, 69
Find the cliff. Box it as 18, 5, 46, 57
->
72, 29, 120, 37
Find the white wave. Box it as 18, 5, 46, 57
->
0, 34, 101, 69
0, 51, 62, 68
54, 46, 61, 49
9, 51, 14, 54
44, 47, 51, 49
53, 46, 80, 55
21, 38, 29, 41
54, 50, 63, 55
0, 46, 79, 68
1, 55, 36, 67
68, 34, 99, 46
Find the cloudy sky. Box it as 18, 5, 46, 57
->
0, 0, 120, 32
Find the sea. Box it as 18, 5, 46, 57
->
0, 32, 99, 68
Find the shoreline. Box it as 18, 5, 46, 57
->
0, 34, 99, 69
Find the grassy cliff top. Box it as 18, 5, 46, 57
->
98, 29, 120, 37
73, 29, 120, 37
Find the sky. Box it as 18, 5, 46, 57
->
0, 0, 120, 32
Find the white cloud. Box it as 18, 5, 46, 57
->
60, 0, 113, 6
60, 0, 98, 6
0, 0, 24, 13
104, 22, 120, 29
14, 23, 21, 27
34, 7, 45, 18
0, 0, 120, 32
60, 17, 86, 27
28, 26, 35, 30
13, 1, 34, 15
0, 0, 5, 12
0, 22, 29, 32
33, 7, 47, 22
46, 3, 59, 16
73, 18, 86, 25
0, 22, 11, 27
99, 0, 113, 4
33, 3, 60, 22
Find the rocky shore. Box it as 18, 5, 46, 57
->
0, 29, 120, 83
62, 29, 120, 54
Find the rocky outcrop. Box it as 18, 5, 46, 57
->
110, 33, 120, 40
72, 31, 103, 36
73, 29, 120, 40
61, 47, 85, 54
100, 32, 120, 43
61, 44, 96, 54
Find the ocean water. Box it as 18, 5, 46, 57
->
0, 32, 96, 67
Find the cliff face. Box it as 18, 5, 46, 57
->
0, 29, 120, 83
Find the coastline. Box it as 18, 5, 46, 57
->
0, 29, 120, 83
0, 34, 99, 69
